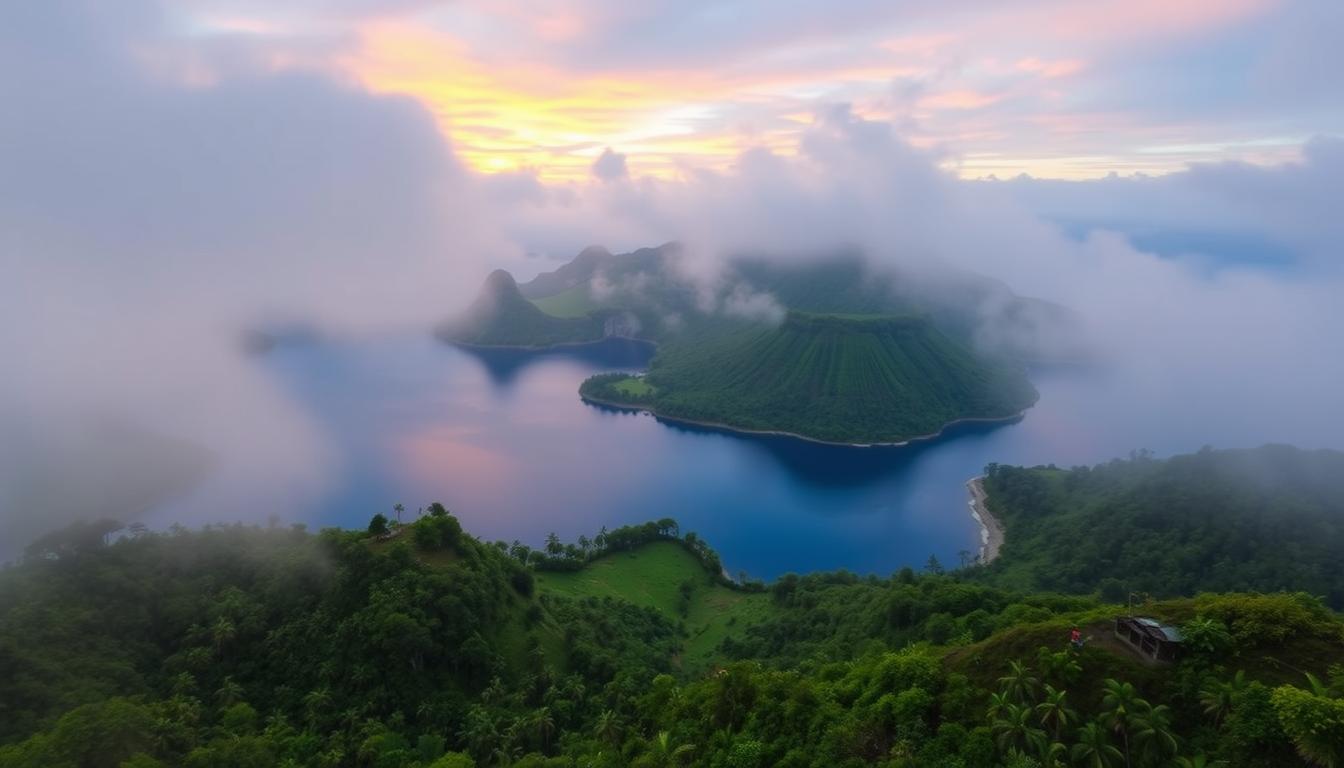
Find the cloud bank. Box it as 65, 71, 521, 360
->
0, 1, 507, 549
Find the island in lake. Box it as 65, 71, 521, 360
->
440, 243, 1076, 444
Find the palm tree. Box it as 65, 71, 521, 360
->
1037, 739, 1069, 767
393, 503, 405, 524
1099, 679, 1149, 768
530, 707, 556, 751
339, 706, 363, 734
415, 700, 437, 724
1072, 722, 1123, 768
482, 676, 508, 707
458, 707, 497, 760
641, 731, 695, 767
1199, 670, 1246, 725
1036, 646, 1082, 686
594, 709, 623, 748
490, 744, 522, 767
998, 660, 1041, 705
170, 672, 197, 696
214, 676, 244, 707
264, 709, 289, 734
987, 691, 1012, 721
1133, 703, 1179, 765
1305, 671, 1332, 696
992, 702, 1046, 756
1035, 685, 1076, 742
302, 687, 331, 729
350, 663, 375, 687
211, 616, 236, 658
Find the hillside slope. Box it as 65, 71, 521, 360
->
6, 513, 1344, 767
583, 311, 1038, 444
438, 270, 605, 347
977, 444, 1344, 606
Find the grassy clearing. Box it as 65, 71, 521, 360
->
613, 376, 655, 397
531, 285, 600, 318
536, 541, 775, 671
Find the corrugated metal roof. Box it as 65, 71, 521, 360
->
1134, 616, 1182, 641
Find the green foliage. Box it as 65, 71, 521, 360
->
1271, 683, 1344, 766
0, 698, 156, 768
468, 247, 1049, 444
5, 515, 1344, 768
537, 541, 771, 670
979, 445, 1344, 606
1222, 681, 1295, 762
614, 376, 655, 397
427, 751, 475, 767
442, 270, 605, 347
1180, 616, 1233, 657
368, 513, 390, 536
1196, 592, 1342, 644
412, 512, 463, 551
583, 311, 1036, 443
530, 284, 601, 318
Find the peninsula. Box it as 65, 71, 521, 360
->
442, 245, 1054, 444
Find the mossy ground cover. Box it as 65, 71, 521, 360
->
530, 285, 601, 318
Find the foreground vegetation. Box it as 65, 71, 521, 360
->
5, 491, 1344, 766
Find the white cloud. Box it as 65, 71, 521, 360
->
591, 147, 629, 182
0, 0, 509, 549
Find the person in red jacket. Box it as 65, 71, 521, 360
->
1070, 627, 1083, 650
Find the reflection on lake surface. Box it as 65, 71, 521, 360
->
261, 334, 1299, 579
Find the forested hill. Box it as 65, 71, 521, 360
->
5, 505, 1344, 766
581, 312, 1037, 444
438, 270, 606, 347
442, 247, 1050, 444
979, 444, 1344, 605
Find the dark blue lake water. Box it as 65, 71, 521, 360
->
262, 334, 1300, 580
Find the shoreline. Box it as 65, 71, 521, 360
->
580, 394, 1028, 449
450, 335, 1033, 448
444, 335, 654, 352
966, 476, 1003, 564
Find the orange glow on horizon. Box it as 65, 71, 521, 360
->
336, 0, 1292, 184
345, 23, 937, 181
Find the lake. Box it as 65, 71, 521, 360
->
261, 333, 1305, 580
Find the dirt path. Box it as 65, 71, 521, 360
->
967, 476, 1004, 564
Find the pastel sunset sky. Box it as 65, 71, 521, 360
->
173, 0, 1341, 180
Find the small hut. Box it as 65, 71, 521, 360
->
1114, 616, 1182, 663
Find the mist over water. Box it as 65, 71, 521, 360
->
148, 331, 1330, 580
4, 2, 1342, 561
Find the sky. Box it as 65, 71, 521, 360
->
1, 0, 1341, 549
166, 0, 1344, 180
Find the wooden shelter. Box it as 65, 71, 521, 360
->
1114, 616, 1182, 663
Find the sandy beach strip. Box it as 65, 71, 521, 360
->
967, 476, 1004, 564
